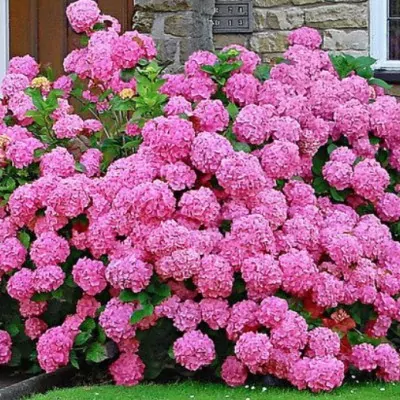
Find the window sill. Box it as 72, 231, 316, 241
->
374, 70, 400, 84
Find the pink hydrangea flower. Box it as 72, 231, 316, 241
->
235, 332, 272, 374
8, 55, 39, 80
192, 100, 229, 133
72, 257, 107, 296
33, 265, 65, 293
173, 300, 201, 332
306, 328, 340, 358
233, 104, 270, 145
53, 114, 84, 139
66, 0, 101, 33
6, 138, 44, 169
30, 232, 70, 268
351, 344, 377, 372
25, 318, 48, 340
0, 237, 27, 273
173, 330, 215, 371
99, 298, 137, 343
7, 268, 34, 301
156, 249, 200, 281
224, 73, 259, 106
37, 326, 73, 372
109, 353, 145, 386
160, 162, 196, 191
257, 296, 288, 329
164, 96, 192, 117
19, 299, 47, 318
40, 147, 76, 178
1, 73, 29, 97
288, 27, 322, 50
76, 295, 101, 319
194, 254, 233, 298
0, 331, 12, 365
221, 356, 248, 387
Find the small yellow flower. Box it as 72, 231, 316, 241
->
31, 77, 51, 92
0, 135, 10, 149
119, 88, 135, 99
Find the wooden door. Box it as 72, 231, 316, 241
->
9, 0, 135, 76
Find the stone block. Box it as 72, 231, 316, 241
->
132, 11, 154, 34
134, 0, 192, 12
214, 34, 250, 49
250, 31, 289, 53
323, 29, 368, 51
164, 13, 196, 37
254, 8, 304, 31
305, 4, 368, 29
253, 0, 292, 6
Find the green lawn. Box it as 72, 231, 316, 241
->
29, 381, 400, 400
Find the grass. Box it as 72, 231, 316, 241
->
29, 381, 400, 400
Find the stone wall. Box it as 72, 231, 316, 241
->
214, 0, 369, 62
133, 0, 215, 71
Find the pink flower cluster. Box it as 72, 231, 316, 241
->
1, 3, 400, 392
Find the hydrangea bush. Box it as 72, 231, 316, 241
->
0, 0, 399, 392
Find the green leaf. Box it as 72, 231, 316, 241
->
26, 110, 46, 126
75, 162, 86, 173
255, 64, 271, 82
130, 304, 154, 324
70, 350, 80, 370
168, 346, 175, 360
80, 318, 96, 333
232, 141, 251, 153
369, 135, 381, 145
6, 323, 20, 337
0, 177, 16, 193
353, 56, 377, 68
74, 332, 92, 346
120, 289, 139, 303
80, 35, 89, 47
85, 342, 108, 363
327, 143, 338, 155
31, 293, 51, 302
369, 78, 392, 90
201, 65, 215, 74
313, 177, 329, 194
330, 187, 346, 202
120, 68, 136, 83
18, 231, 31, 249
227, 103, 239, 120
8, 347, 22, 367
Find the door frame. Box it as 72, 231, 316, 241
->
0, 0, 9, 86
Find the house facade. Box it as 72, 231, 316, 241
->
0, 1, 399, 90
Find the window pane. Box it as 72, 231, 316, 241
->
389, 19, 400, 59
390, 0, 400, 17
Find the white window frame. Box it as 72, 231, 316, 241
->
370, 0, 400, 69
0, 0, 9, 88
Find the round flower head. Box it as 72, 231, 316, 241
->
160, 162, 196, 192
241, 254, 282, 301
53, 114, 84, 139
76, 295, 101, 319
351, 343, 377, 372
156, 249, 200, 281
235, 332, 272, 374
33, 265, 65, 293
1, 73, 29, 97
216, 152, 269, 199
224, 73, 259, 106
37, 326, 73, 373
190, 131, 233, 174
257, 296, 289, 329
221, 356, 248, 387
0, 237, 27, 273
8, 55, 39, 80
40, 147, 75, 178
19, 299, 47, 318
261, 140, 301, 180
192, 100, 229, 133
72, 257, 107, 296
200, 299, 230, 330
106, 253, 152, 293
142, 116, 195, 163
66, 0, 101, 33
164, 96, 192, 117
376, 193, 400, 222
288, 27, 322, 50
30, 232, 70, 268
178, 187, 221, 228
6, 138, 44, 169
24, 317, 48, 340
99, 298, 137, 343
306, 328, 340, 358
173, 300, 201, 332
222, 44, 261, 74
7, 268, 34, 301
233, 104, 270, 145
173, 330, 215, 371
270, 310, 308, 351
0, 330, 12, 365
226, 300, 259, 341
184, 50, 218, 77
195, 254, 233, 298
109, 353, 145, 387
